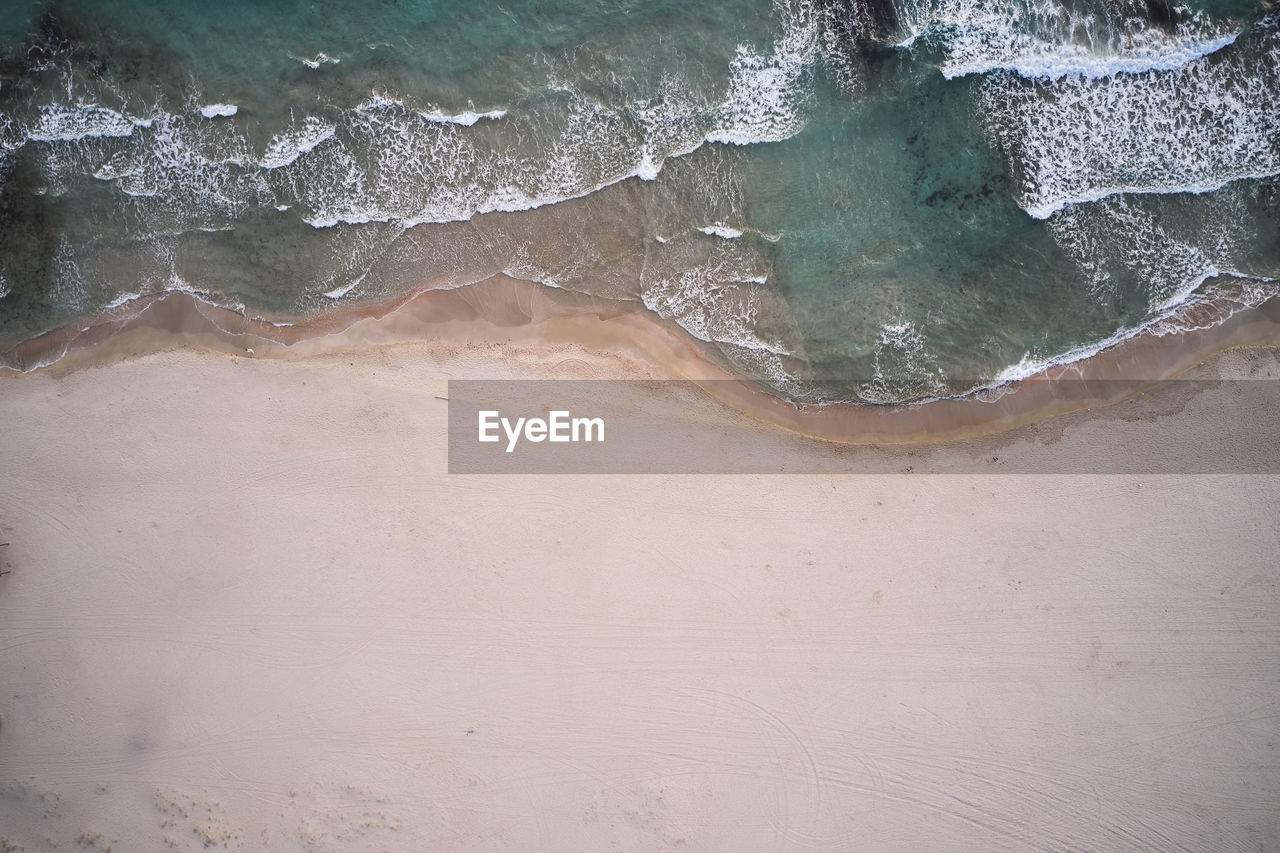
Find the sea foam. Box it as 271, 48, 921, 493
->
894, 0, 1241, 80
706, 4, 818, 145
27, 105, 147, 142
200, 104, 238, 118
259, 116, 337, 169
699, 224, 746, 239
982, 23, 1280, 218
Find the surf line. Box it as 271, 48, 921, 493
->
478, 410, 604, 453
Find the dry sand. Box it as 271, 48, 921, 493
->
1, 306, 1278, 850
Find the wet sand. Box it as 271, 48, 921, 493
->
7, 275, 1280, 444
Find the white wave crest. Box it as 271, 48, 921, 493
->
103, 289, 143, 310
0, 112, 24, 153
983, 24, 1280, 218
895, 0, 1241, 80
294, 52, 340, 69
1047, 189, 1254, 310
859, 320, 948, 403
104, 114, 265, 227
322, 273, 365, 299
301, 87, 687, 228
12, 0, 822, 236
259, 116, 337, 168
636, 151, 663, 181
706, 6, 818, 145
354, 92, 407, 114
354, 93, 507, 127
699, 224, 746, 239
641, 244, 791, 357
420, 107, 507, 126
27, 104, 147, 142
200, 103, 238, 118
990, 272, 1275, 386
643, 265, 801, 390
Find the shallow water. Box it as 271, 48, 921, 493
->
0, 0, 1276, 401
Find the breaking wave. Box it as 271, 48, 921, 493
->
982, 20, 1280, 218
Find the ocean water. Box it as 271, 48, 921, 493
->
0, 0, 1276, 401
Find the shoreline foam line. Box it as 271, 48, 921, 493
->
3, 274, 1277, 446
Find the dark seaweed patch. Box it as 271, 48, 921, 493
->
818, 0, 899, 44
0, 151, 66, 341
1143, 0, 1180, 32
0, 7, 104, 87
923, 177, 1007, 210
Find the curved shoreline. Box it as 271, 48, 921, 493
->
3, 274, 1279, 445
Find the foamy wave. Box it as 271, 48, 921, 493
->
988, 181, 1276, 388
707, 47, 809, 144
322, 273, 365, 299
103, 289, 143, 310
983, 23, 1280, 218
859, 320, 948, 403
97, 113, 266, 227
293, 51, 340, 69
987, 186, 1279, 387
1, 112, 25, 153
27, 104, 149, 142
259, 116, 336, 168
420, 107, 507, 126
354, 93, 507, 127
1047, 189, 1255, 309
895, 0, 1240, 80
301, 87, 700, 228
706, 5, 818, 145
91, 153, 137, 182
29, 86, 669, 232
10, 1, 820, 239
941, 31, 1235, 80
641, 244, 792, 357
989, 271, 1274, 386
636, 151, 663, 181
643, 267, 801, 389
699, 224, 745, 239
200, 103, 238, 118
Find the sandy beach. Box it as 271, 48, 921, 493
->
2, 0, 1277, 845
1, 298, 1279, 850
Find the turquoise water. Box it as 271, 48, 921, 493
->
0, 0, 1276, 400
